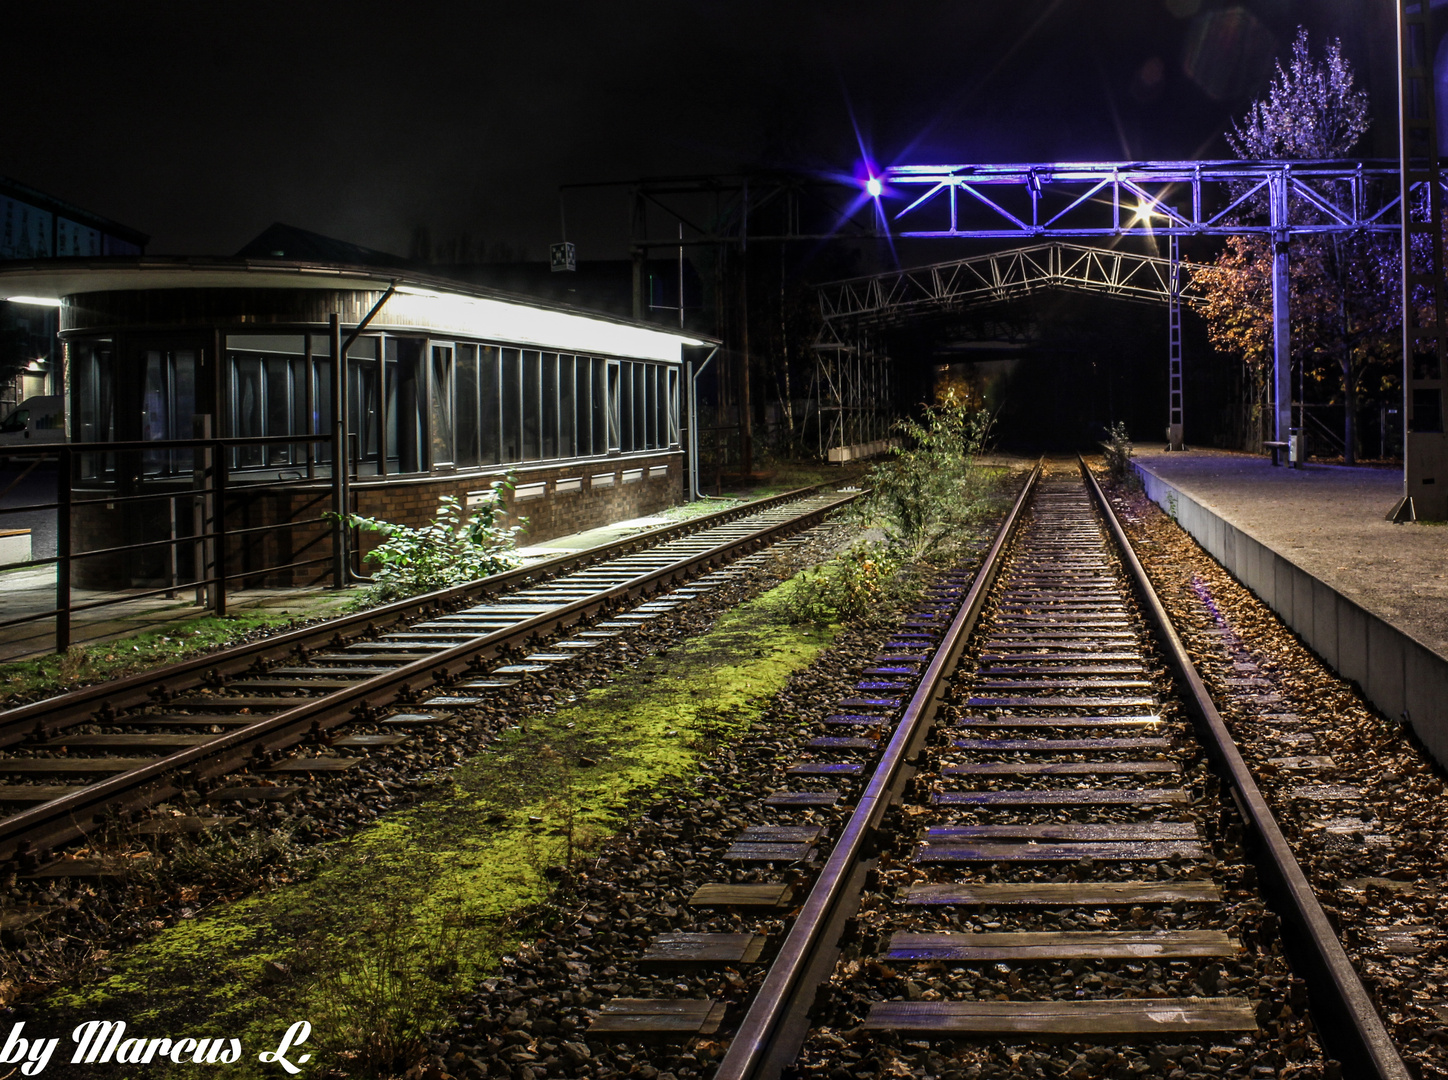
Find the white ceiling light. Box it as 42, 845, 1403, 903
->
391, 284, 708, 363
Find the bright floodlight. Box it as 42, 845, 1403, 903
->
4, 295, 61, 307
865, 176, 883, 198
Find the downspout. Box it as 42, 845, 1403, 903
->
331, 283, 397, 587
688, 345, 722, 501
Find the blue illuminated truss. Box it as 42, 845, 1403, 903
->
878, 159, 1405, 239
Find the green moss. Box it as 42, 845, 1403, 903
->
37, 574, 839, 1076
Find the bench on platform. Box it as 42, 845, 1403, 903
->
1262, 440, 1289, 466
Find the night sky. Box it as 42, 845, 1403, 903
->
3, 0, 1400, 264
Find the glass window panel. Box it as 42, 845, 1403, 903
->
430, 344, 455, 467
575, 357, 591, 457
456, 344, 480, 468
616, 363, 630, 452
385, 338, 424, 473
350, 356, 379, 470
645, 363, 658, 450
501, 348, 522, 462
522, 349, 541, 460
631, 363, 645, 451
667, 367, 680, 445
73, 339, 115, 479
314, 356, 332, 464
606, 360, 621, 452
481, 346, 501, 465
142, 350, 168, 474
541, 352, 559, 459
266, 357, 292, 465
593, 358, 608, 455
226, 334, 307, 355
291, 358, 309, 452
232, 354, 264, 468
559, 354, 575, 458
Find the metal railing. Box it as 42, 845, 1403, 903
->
0, 434, 336, 653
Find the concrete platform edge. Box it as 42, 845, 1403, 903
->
1131, 462, 1448, 769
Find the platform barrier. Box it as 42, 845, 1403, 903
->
1133, 463, 1448, 770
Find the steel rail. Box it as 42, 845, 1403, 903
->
0, 489, 858, 864
712, 463, 1041, 1080
0, 484, 835, 746
1079, 458, 1410, 1080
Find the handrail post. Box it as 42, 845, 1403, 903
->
55, 447, 72, 654
214, 438, 229, 618
194, 415, 212, 607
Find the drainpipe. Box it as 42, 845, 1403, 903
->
330, 283, 398, 588
688, 345, 722, 501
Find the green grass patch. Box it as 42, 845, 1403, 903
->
0, 600, 351, 707
37, 573, 840, 1076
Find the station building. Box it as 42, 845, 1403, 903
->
0, 258, 713, 587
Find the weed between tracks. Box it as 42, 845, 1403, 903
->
28, 573, 840, 1078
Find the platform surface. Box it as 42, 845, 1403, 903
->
1133, 448, 1448, 661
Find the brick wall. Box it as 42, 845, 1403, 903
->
70, 452, 685, 589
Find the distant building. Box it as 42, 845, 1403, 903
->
0, 177, 149, 409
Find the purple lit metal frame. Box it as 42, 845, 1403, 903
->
878, 159, 1402, 239
866, 159, 1419, 456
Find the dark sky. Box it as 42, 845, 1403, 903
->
3, 0, 1399, 262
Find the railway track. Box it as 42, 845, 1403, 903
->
550, 462, 1409, 1080
0, 485, 856, 870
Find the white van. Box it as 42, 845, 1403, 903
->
0, 396, 65, 445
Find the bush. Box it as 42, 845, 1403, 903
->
788, 542, 903, 625
345, 483, 525, 605
864, 401, 995, 563
1102, 422, 1134, 480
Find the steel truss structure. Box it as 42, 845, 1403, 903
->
809, 321, 893, 459
879, 159, 1401, 239
573, 157, 1442, 507
812, 242, 1197, 459
876, 159, 1411, 458
817, 242, 1198, 323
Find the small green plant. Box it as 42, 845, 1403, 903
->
788, 542, 903, 625
344, 482, 525, 605
1102, 421, 1134, 480
158, 826, 318, 893
302, 901, 476, 1077
1166, 491, 1180, 522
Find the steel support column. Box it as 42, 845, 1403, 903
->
1269, 171, 1293, 452
1396, 0, 1448, 520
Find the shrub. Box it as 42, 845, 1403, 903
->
787, 542, 904, 625
345, 483, 525, 604
864, 401, 995, 563
1102, 422, 1134, 480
